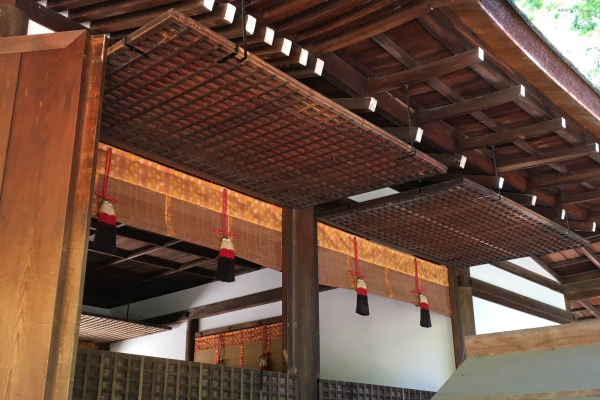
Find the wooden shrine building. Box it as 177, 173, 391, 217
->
1, 0, 600, 399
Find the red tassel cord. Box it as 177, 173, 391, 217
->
352, 237, 369, 316
93, 149, 118, 254
213, 189, 237, 282
411, 257, 432, 328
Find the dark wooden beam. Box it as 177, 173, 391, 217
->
194, 3, 236, 28
144, 288, 283, 325
12, 0, 94, 33
530, 168, 600, 189
331, 97, 377, 112
578, 300, 600, 319
270, 47, 309, 67
244, 26, 274, 45
197, 316, 283, 337
282, 207, 319, 400
457, 118, 566, 150
497, 143, 599, 172
368, 48, 484, 93
383, 126, 423, 143
416, 85, 526, 123
427, 153, 467, 169
503, 192, 537, 206
310, 0, 429, 55
262, 0, 323, 23
68, 0, 177, 22
556, 220, 596, 233
562, 269, 600, 285
250, 37, 292, 58
46, 0, 107, 12
471, 278, 575, 324
564, 277, 600, 301
490, 261, 562, 292
530, 256, 565, 283
215, 14, 256, 39
283, 57, 324, 79
580, 246, 600, 270
563, 188, 600, 205
530, 206, 565, 220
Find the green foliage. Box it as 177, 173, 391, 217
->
516, 0, 599, 35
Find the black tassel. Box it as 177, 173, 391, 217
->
419, 294, 432, 328
215, 237, 235, 282
356, 278, 369, 316
93, 200, 117, 254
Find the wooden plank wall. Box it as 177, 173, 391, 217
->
0, 30, 105, 399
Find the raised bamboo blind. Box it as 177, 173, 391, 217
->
101, 10, 446, 208
79, 313, 171, 343
320, 179, 589, 268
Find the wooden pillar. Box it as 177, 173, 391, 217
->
448, 267, 476, 367
0, 3, 28, 37
282, 207, 319, 399
0, 30, 106, 399
186, 319, 199, 361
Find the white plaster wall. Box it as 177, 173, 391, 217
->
473, 297, 558, 335
319, 289, 455, 392
110, 322, 187, 360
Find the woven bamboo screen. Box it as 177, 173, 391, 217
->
101, 10, 446, 208
320, 179, 589, 268
79, 313, 170, 343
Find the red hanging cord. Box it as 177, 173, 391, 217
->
94, 148, 118, 204
411, 257, 427, 294
350, 237, 366, 278
213, 189, 236, 237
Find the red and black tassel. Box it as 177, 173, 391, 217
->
214, 189, 237, 282
216, 237, 235, 282
356, 277, 370, 316
419, 294, 432, 328
412, 257, 432, 328
93, 148, 118, 254
94, 200, 117, 253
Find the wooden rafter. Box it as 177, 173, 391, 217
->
367, 48, 484, 93
194, 3, 236, 28
331, 97, 377, 112
503, 193, 536, 206
497, 143, 599, 172
490, 260, 562, 292
563, 188, 600, 205
427, 153, 467, 169
530, 169, 600, 189
416, 85, 526, 123
215, 14, 256, 39
383, 126, 423, 143
458, 118, 566, 150
68, 0, 177, 22
250, 37, 292, 58
556, 220, 596, 232
578, 299, 600, 319
580, 246, 600, 270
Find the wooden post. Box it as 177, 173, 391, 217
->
0, 30, 106, 399
448, 267, 476, 367
186, 319, 199, 361
282, 207, 319, 400
0, 3, 28, 37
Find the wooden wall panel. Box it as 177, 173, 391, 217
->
0, 31, 105, 400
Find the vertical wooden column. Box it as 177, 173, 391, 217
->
186, 319, 199, 361
0, 3, 28, 37
448, 267, 476, 367
282, 207, 319, 400
0, 30, 106, 399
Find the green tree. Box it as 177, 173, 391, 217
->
514, 0, 600, 89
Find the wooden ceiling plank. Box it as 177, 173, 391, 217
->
310, 1, 430, 55
331, 97, 377, 113
68, 0, 179, 22
471, 278, 575, 324
384, 126, 423, 143
278, 0, 369, 35
491, 260, 562, 292
427, 153, 467, 169
262, 0, 324, 23
457, 118, 566, 150
194, 3, 236, 28
46, 0, 107, 12
530, 169, 600, 189
497, 143, 599, 173
249, 37, 291, 58
416, 85, 526, 123
578, 299, 600, 319
367, 48, 484, 93
91, 0, 214, 33
563, 188, 600, 205
214, 14, 256, 39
